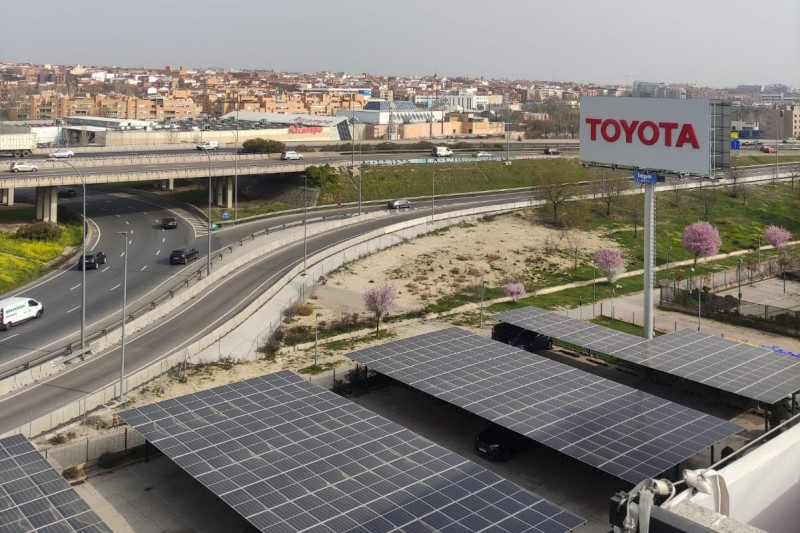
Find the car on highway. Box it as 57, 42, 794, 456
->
170, 247, 199, 265
761, 146, 777, 153
543, 147, 561, 155
474, 424, 532, 461
0, 297, 43, 331
9, 161, 38, 172
387, 198, 412, 209
161, 217, 178, 230
196, 141, 219, 151
280, 151, 304, 160
474, 151, 493, 158
49, 149, 75, 158
79, 250, 107, 270
57, 188, 77, 198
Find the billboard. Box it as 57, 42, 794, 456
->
579, 97, 711, 175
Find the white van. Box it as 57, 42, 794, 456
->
432, 146, 454, 157
196, 141, 219, 151
0, 297, 43, 330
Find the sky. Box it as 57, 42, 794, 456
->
2, 0, 798, 88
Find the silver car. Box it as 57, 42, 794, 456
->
49, 149, 75, 158
387, 199, 412, 209
10, 161, 38, 172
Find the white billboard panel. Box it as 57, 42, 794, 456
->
579, 97, 711, 175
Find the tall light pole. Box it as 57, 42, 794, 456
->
302, 172, 308, 274
431, 168, 436, 221
737, 258, 742, 314
202, 149, 212, 276
479, 280, 487, 328
234, 96, 239, 224
314, 313, 322, 366
55, 160, 87, 349
117, 231, 128, 402
350, 114, 362, 215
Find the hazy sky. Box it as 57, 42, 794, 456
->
2, 0, 798, 88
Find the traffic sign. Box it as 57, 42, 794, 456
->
731, 140, 741, 150
633, 170, 658, 184
221, 212, 231, 219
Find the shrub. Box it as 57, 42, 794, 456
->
16, 221, 62, 241
285, 303, 314, 317
62, 465, 82, 480
241, 138, 285, 155
48, 433, 67, 445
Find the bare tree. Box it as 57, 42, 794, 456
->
727, 162, 743, 198
563, 231, 585, 271
787, 163, 800, 191
622, 194, 643, 238
696, 183, 717, 221
534, 162, 580, 226
669, 179, 684, 207
596, 175, 632, 216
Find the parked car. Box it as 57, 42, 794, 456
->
543, 147, 561, 155
10, 161, 38, 172
57, 188, 77, 198
49, 149, 75, 158
196, 141, 219, 151
161, 217, 178, 230
474, 425, 533, 461
280, 151, 304, 160
474, 151, 493, 158
387, 198, 412, 209
79, 250, 107, 270
492, 322, 553, 352
170, 247, 199, 265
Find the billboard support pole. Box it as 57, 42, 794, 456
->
643, 182, 655, 340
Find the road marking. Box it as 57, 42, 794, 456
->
115, 214, 121, 217
101, 267, 110, 272
67, 305, 80, 314
156, 250, 160, 255
0, 334, 18, 344
110, 284, 121, 291
70, 284, 81, 291
140, 265, 147, 271
125, 220, 130, 225
161, 238, 165, 243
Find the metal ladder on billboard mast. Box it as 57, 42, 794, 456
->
642, 181, 655, 340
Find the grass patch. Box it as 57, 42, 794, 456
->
297, 361, 345, 375
322, 330, 393, 351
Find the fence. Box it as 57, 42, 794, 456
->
659, 284, 800, 339
41, 426, 146, 470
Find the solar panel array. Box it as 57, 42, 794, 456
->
0, 434, 111, 533
349, 328, 741, 484
495, 306, 800, 404
120, 370, 584, 533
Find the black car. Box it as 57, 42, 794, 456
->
170, 247, 199, 265
474, 425, 533, 461
79, 250, 107, 270
57, 188, 77, 198
543, 147, 561, 155
161, 217, 178, 230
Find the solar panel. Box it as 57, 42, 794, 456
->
120, 371, 584, 533
0, 434, 111, 533
495, 306, 800, 404
349, 328, 741, 484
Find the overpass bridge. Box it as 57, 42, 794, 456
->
0, 153, 353, 223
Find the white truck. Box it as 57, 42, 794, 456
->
432, 146, 454, 157
196, 141, 219, 151
0, 297, 43, 330
0, 133, 37, 158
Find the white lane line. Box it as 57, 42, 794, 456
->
101, 267, 110, 272
140, 265, 147, 271
67, 305, 80, 314
0, 334, 19, 344
155, 250, 160, 255
161, 237, 165, 243
70, 284, 81, 291
110, 284, 121, 291
115, 214, 121, 218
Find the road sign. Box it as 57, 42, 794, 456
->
221, 212, 231, 219
731, 140, 741, 150
633, 170, 658, 184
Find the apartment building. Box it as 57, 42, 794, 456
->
9, 92, 202, 120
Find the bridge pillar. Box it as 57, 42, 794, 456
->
153, 179, 174, 190
215, 177, 225, 207
225, 176, 234, 209
0, 186, 14, 206
35, 186, 58, 223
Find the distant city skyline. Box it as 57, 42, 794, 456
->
1, 0, 798, 89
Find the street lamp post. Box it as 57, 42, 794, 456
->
234, 97, 239, 224
302, 172, 308, 274
737, 258, 742, 314
479, 280, 487, 328
118, 231, 128, 402
431, 168, 435, 221
202, 149, 212, 276
55, 160, 87, 348
314, 313, 322, 366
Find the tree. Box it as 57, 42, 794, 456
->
764, 225, 791, 248
621, 194, 643, 238
563, 231, 584, 271
363, 284, 397, 333
594, 249, 626, 283
242, 138, 286, 157
787, 163, 800, 190
595, 174, 631, 216
681, 221, 722, 266
696, 183, 717, 221
727, 162, 743, 198
534, 160, 581, 225
669, 179, 684, 207
505, 282, 525, 301
305, 164, 338, 187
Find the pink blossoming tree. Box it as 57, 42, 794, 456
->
764, 225, 791, 248
505, 282, 525, 302
594, 249, 626, 283
363, 284, 397, 333
681, 221, 722, 266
